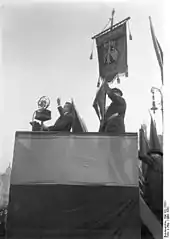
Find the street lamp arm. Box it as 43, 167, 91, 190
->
150, 86, 163, 130
151, 87, 163, 99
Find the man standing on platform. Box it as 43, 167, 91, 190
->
100, 82, 126, 134
30, 98, 74, 132
43, 98, 74, 132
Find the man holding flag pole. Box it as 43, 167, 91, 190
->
92, 11, 130, 133
98, 81, 126, 133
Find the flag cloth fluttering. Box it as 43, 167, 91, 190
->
139, 126, 150, 157
96, 21, 128, 83
149, 115, 162, 153
149, 16, 163, 85
71, 100, 88, 133
92, 80, 106, 122
92, 19, 129, 122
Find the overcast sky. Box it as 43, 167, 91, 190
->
0, 0, 165, 172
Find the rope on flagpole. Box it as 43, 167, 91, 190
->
102, 18, 111, 32
90, 18, 111, 60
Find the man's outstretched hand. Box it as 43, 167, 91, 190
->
103, 81, 111, 94
57, 98, 61, 106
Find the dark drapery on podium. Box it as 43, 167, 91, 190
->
7, 132, 140, 238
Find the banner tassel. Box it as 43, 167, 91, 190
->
90, 18, 111, 60
97, 76, 101, 87
89, 39, 95, 60
125, 67, 128, 77
127, 20, 132, 40
117, 75, 120, 84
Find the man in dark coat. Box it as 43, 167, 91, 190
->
100, 82, 126, 133
31, 99, 74, 132
44, 99, 74, 132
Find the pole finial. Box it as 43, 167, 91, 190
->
110, 8, 115, 27
112, 8, 115, 16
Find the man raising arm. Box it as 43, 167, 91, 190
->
100, 82, 126, 134
43, 100, 74, 132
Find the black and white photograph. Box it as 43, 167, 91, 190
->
0, 0, 167, 238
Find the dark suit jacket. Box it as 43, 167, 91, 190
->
57, 106, 64, 116
48, 113, 73, 132
105, 91, 126, 119
101, 92, 126, 133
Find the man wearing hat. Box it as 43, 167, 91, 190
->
100, 82, 126, 133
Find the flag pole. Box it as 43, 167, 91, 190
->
110, 8, 115, 28
149, 16, 164, 85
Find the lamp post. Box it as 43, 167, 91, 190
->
150, 87, 163, 125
